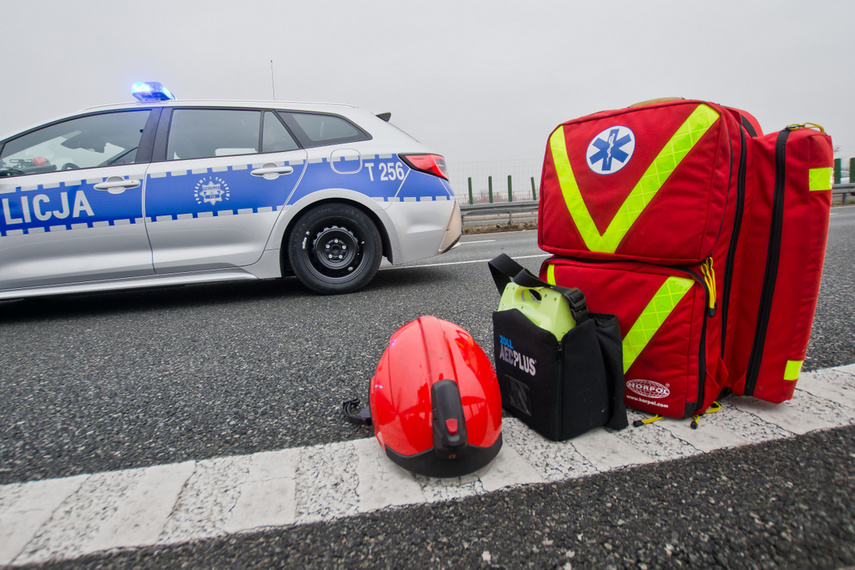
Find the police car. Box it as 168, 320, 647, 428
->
0, 83, 461, 297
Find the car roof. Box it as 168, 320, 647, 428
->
82, 100, 363, 114
1, 100, 382, 141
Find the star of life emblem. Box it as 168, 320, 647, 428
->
194, 176, 230, 205
587, 125, 635, 175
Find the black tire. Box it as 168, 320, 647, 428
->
287, 204, 382, 294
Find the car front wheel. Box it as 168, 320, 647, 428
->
288, 204, 382, 294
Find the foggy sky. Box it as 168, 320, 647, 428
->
2, 0, 852, 174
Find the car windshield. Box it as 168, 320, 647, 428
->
0, 110, 151, 177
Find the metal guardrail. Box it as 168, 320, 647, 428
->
834, 183, 854, 205
460, 201, 538, 217
460, 201, 538, 227
462, 185, 855, 222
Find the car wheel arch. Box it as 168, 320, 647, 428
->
277, 195, 396, 277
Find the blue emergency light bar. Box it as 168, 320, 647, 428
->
132, 82, 175, 102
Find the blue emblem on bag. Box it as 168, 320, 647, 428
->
587, 126, 635, 175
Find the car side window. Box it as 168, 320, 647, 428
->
262, 111, 299, 153
167, 109, 261, 161
278, 111, 371, 148
0, 110, 151, 177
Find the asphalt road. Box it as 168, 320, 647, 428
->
2, 207, 854, 568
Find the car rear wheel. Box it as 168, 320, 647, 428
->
288, 204, 382, 294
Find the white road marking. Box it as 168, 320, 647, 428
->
0, 475, 87, 564
655, 414, 753, 452
1, 363, 853, 566
221, 449, 299, 533
387, 253, 549, 270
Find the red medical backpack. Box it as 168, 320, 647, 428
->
537, 98, 832, 418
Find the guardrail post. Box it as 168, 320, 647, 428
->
531, 177, 537, 201
845, 159, 851, 205
468, 177, 473, 204
508, 175, 513, 202
834, 158, 842, 183
488, 176, 493, 203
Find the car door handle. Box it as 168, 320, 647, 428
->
251, 165, 294, 179
94, 177, 141, 194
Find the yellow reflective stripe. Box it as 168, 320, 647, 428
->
549, 129, 609, 251
809, 167, 832, 191
546, 263, 557, 285
550, 104, 719, 253
622, 276, 693, 373
784, 360, 804, 381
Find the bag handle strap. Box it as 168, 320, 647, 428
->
488, 254, 589, 323
343, 398, 372, 426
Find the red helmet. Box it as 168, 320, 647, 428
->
369, 316, 502, 478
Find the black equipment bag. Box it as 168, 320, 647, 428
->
489, 254, 628, 440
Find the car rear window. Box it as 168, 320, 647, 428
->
278, 111, 371, 148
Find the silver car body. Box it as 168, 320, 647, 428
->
0, 99, 461, 298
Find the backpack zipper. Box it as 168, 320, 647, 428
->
720, 126, 749, 355
678, 261, 714, 415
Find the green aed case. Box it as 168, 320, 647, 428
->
498, 282, 577, 342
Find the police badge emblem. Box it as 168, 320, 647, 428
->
194, 176, 230, 205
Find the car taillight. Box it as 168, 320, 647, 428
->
400, 154, 448, 180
